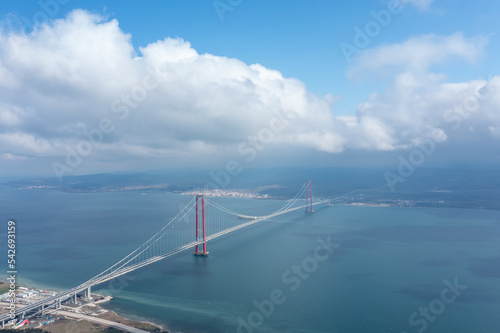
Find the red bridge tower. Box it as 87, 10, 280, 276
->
194, 194, 209, 256
306, 181, 314, 213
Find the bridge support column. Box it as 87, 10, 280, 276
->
73, 293, 77, 304
194, 195, 199, 254
306, 181, 314, 213
86, 286, 92, 299
194, 195, 209, 256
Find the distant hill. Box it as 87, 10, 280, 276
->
4, 167, 500, 210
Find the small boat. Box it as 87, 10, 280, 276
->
238, 215, 257, 220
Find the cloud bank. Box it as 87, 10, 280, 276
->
0, 10, 498, 175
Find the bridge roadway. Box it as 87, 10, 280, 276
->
0, 200, 329, 326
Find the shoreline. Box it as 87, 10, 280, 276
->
98, 308, 167, 332
0, 280, 168, 332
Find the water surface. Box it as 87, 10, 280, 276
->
1, 186, 499, 332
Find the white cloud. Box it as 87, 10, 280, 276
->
0, 10, 498, 174
0, 131, 57, 156
340, 31, 499, 157
401, 0, 434, 11
348, 33, 488, 79
0, 10, 341, 166
489, 126, 500, 138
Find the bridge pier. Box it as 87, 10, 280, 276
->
194, 195, 209, 256
86, 286, 92, 299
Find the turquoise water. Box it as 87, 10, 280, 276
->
1, 186, 500, 332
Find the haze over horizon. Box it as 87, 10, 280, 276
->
0, 0, 499, 179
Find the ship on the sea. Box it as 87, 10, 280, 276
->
238, 215, 258, 220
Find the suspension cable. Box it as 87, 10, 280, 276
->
84, 197, 196, 284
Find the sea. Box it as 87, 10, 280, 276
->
1, 185, 500, 333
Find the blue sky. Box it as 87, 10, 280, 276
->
0, 0, 499, 178
2, 0, 498, 113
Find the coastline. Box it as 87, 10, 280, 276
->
99, 310, 170, 333
99, 310, 166, 332
0, 280, 168, 332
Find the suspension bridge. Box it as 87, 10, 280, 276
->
0, 181, 329, 327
